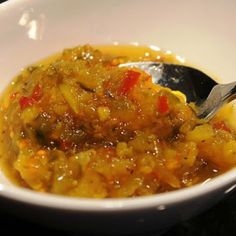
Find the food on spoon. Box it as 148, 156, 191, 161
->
0, 45, 235, 198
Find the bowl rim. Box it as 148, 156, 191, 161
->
0, 168, 236, 212
1, 0, 236, 213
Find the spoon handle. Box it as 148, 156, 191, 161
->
197, 82, 236, 120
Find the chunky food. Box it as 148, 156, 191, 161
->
0, 45, 235, 198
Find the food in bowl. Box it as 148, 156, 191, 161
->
0, 45, 235, 198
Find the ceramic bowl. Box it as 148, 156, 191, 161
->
1, 0, 236, 234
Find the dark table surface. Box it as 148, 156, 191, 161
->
1, 190, 236, 235
1, 0, 236, 235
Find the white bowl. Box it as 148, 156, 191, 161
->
1, 0, 236, 234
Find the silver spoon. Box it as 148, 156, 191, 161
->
120, 62, 236, 120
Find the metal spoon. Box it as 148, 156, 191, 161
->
120, 62, 236, 120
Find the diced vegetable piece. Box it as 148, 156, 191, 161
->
178, 142, 198, 167
73, 149, 96, 171
31, 84, 42, 101
138, 154, 156, 174
21, 106, 39, 123
19, 84, 42, 110
116, 142, 133, 158
164, 149, 180, 170
198, 139, 236, 169
93, 151, 135, 180
171, 90, 186, 103
19, 96, 34, 110
97, 106, 110, 121
212, 120, 231, 132
221, 141, 236, 166
59, 83, 79, 113
118, 70, 140, 95
157, 95, 169, 114
129, 132, 158, 153
186, 124, 214, 143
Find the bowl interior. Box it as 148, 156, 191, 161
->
0, 0, 236, 206
1, 0, 236, 83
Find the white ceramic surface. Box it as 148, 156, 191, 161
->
1, 0, 236, 234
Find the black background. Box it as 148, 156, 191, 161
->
0, 0, 236, 235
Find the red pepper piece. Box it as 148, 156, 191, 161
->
212, 120, 231, 132
19, 96, 35, 110
31, 84, 42, 101
19, 84, 42, 110
118, 70, 140, 95
157, 95, 170, 114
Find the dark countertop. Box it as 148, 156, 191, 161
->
1, 0, 236, 235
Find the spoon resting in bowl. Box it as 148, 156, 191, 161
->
120, 62, 236, 120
